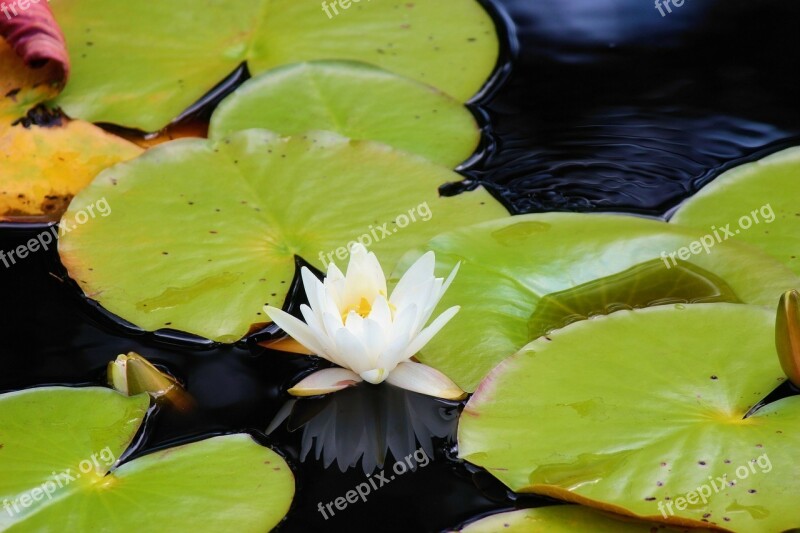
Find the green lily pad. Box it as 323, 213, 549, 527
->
50, 0, 499, 131
58, 129, 507, 343
671, 147, 800, 275
0, 387, 294, 531
456, 506, 710, 532
459, 304, 800, 532
209, 61, 480, 168
401, 213, 800, 391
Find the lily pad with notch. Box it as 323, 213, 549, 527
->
58, 129, 507, 343
50, 0, 500, 131
459, 304, 800, 532
0, 387, 294, 531
398, 213, 800, 391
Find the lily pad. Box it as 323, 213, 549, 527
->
456, 506, 710, 532
58, 129, 507, 343
1, 119, 143, 217
401, 213, 800, 391
459, 304, 800, 532
209, 61, 480, 167
671, 146, 800, 275
1, 37, 142, 219
50, 0, 499, 131
0, 387, 294, 531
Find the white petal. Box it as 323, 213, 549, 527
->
360, 368, 389, 385
385, 362, 466, 400
323, 263, 346, 309
326, 262, 345, 283
390, 251, 435, 308
322, 310, 344, 340
300, 304, 339, 362
402, 276, 438, 335
402, 306, 460, 360
264, 306, 331, 361
441, 261, 461, 296
344, 311, 365, 337
347, 247, 386, 306
363, 249, 388, 296
301, 267, 323, 310
413, 262, 460, 331
389, 303, 418, 346
378, 303, 418, 369
334, 327, 370, 374
317, 280, 342, 322
362, 318, 387, 367
346, 244, 372, 283
287, 368, 362, 397
367, 295, 392, 330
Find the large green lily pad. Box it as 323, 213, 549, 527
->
209, 61, 480, 167
459, 304, 800, 532
0, 387, 294, 531
58, 129, 507, 343
399, 213, 800, 391
456, 506, 710, 532
50, 0, 499, 131
671, 146, 800, 276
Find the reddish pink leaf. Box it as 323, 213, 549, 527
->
0, 0, 69, 82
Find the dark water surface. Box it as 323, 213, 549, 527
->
2, 0, 800, 531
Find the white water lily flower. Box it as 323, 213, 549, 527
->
264, 244, 465, 400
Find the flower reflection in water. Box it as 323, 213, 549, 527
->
267, 383, 461, 474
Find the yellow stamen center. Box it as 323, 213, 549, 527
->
342, 297, 373, 321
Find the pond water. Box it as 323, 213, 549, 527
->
2, 0, 800, 531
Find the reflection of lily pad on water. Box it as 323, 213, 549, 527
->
453, 506, 711, 532
459, 304, 800, 532
58, 129, 507, 343
209, 61, 481, 168
672, 146, 800, 276
0, 387, 294, 531
399, 213, 799, 391
50, 0, 500, 130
